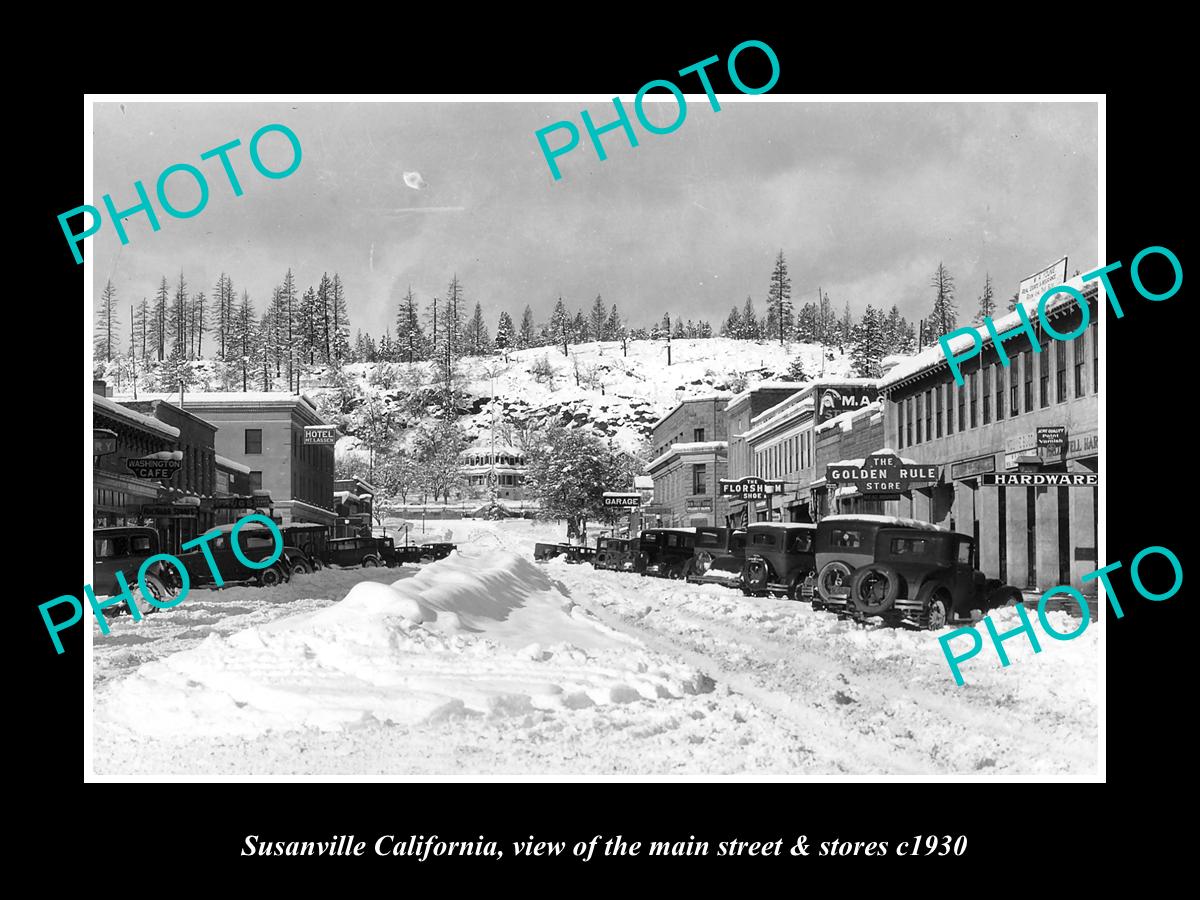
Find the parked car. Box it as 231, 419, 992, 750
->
279, 523, 329, 574
563, 544, 597, 565
636, 528, 697, 579
738, 523, 818, 600
814, 514, 1022, 629
685, 527, 747, 587
326, 536, 385, 568
420, 542, 457, 561
534, 542, 570, 562
595, 536, 639, 572
175, 522, 292, 587
92, 525, 180, 615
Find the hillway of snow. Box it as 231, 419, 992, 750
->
92, 519, 1099, 777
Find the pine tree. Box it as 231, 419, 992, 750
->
168, 271, 188, 357
816, 291, 835, 345
298, 286, 317, 364
331, 274, 351, 362
589, 295, 607, 340
740, 296, 759, 340
316, 273, 333, 363
191, 290, 207, 358
396, 286, 425, 363
850, 304, 887, 378
151, 276, 169, 361
840, 301, 854, 349
279, 268, 298, 386
96, 279, 118, 361
518, 305, 536, 349
794, 302, 817, 342
551, 298, 570, 354
256, 313, 273, 390
974, 272, 996, 324
720, 305, 742, 338
672, 318, 686, 338
133, 298, 149, 362
232, 291, 255, 391
443, 275, 465, 359
210, 273, 234, 361
924, 262, 958, 345
573, 310, 588, 344
784, 354, 806, 382
495, 310, 515, 350
605, 303, 621, 341
765, 250, 793, 345
466, 301, 490, 355
698, 320, 712, 338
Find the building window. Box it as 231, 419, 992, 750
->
969, 370, 978, 428
1074, 330, 1086, 398
924, 389, 932, 440
1024, 349, 1033, 412
692, 463, 706, 494
249, 471, 263, 491
906, 397, 913, 446
1056, 339, 1068, 403
245, 429, 263, 454
982, 366, 991, 424
915, 393, 922, 443
957, 381, 965, 433
1091, 319, 1098, 393
1039, 344, 1050, 409
694, 427, 705, 443
995, 362, 1004, 420
898, 400, 905, 449
1010, 358, 1020, 417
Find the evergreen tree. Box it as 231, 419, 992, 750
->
572, 310, 588, 344
256, 313, 273, 390
720, 305, 743, 338
605, 303, 621, 341
424, 296, 440, 360
233, 291, 255, 391
168, 271, 188, 357
495, 310, 515, 350
96, 279, 119, 361
784, 354, 806, 382
883, 305, 916, 356
133, 298, 150, 362
396, 286, 425, 363
150, 277, 169, 361
794, 302, 817, 342
839, 301, 854, 349
442, 274, 466, 360
190, 290, 207, 358
316, 273, 333, 363
740, 296, 759, 340
299, 286, 318, 364
551, 298, 570, 353
211, 272, 235, 361
672, 317, 686, 338
589, 295, 608, 340
850, 304, 887, 378
815, 291, 835, 345
518, 305, 536, 348
765, 250, 793, 344
697, 320, 712, 338
466, 301, 491, 355
659, 312, 671, 338
923, 262, 958, 345
331, 274, 351, 361
974, 272, 996, 324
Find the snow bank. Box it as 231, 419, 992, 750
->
95, 550, 712, 737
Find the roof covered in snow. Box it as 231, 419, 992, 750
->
112, 390, 323, 416
723, 381, 805, 410
821, 514, 948, 531
214, 454, 252, 475
815, 400, 884, 434
647, 440, 729, 471
650, 394, 733, 433
93, 394, 181, 439
880, 272, 1097, 391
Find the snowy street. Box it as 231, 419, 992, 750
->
93, 519, 1098, 776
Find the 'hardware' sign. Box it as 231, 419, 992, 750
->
719, 477, 786, 500
982, 473, 1097, 487
826, 452, 938, 495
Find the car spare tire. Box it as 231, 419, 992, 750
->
849, 564, 901, 615
817, 561, 853, 602
744, 556, 770, 590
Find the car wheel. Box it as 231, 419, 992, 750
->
311, 557, 324, 572
917, 583, 951, 630
744, 557, 770, 593
986, 585, 1024, 610
133, 572, 170, 616
849, 564, 902, 617
362, 557, 379, 568
667, 564, 684, 580
290, 559, 311, 576
258, 566, 283, 588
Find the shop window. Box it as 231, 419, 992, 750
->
245, 429, 263, 454
1024, 349, 1034, 412
1056, 342, 1068, 402
957, 381, 965, 433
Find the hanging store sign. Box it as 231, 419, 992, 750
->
210, 495, 262, 510
602, 492, 642, 508
303, 425, 338, 445
817, 386, 879, 423
826, 452, 938, 495
981, 473, 1097, 487
1037, 426, 1067, 455
951, 455, 996, 480
126, 456, 183, 479
686, 498, 713, 511
1017, 256, 1069, 307
93, 429, 117, 457
719, 477, 785, 500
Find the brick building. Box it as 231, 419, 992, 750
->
878, 274, 1099, 594
93, 391, 179, 527
649, 395, 730, 462
809, 402, 887, 518
647, 396, 732, 527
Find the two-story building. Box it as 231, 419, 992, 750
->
334, 476, 377, 536
93, 390, 179, 527
647, 396, 732, 527
878, 274, 1099, 594
459, 444, 527, 501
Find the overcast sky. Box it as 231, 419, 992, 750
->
91, 100, 1098, 339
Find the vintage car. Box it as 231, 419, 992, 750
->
738, 523, 818, 600
92, 525, 181, 614
533, 542, 571, 562
636, 528, 697, 579
594, 536, 639, 572
420, 542, 457, 561
814, 514, 1023, 629
175, 522, 292, 587
685, 527, 747, 587
563, 544, 597, 565
380, 537, 425, 565
326, 536, 386, 568
279, 523, 329, 574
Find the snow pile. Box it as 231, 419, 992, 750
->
95, 550, 713, 737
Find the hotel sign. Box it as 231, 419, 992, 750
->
826, 452, 938, 496
720, 477, 786, 500
304, 425, 338, 445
